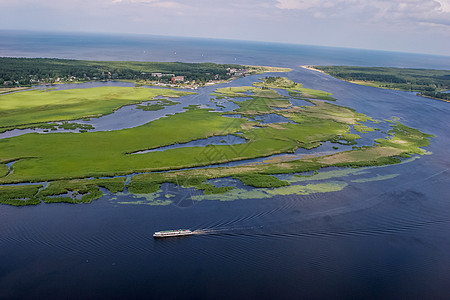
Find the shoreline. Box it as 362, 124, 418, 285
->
300, 65, 327, 74
308, 65, 450, 102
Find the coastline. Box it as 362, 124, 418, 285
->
308, 65, 450, 102
300, 65, 327, 74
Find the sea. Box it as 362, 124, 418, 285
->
1, 30, 450, 299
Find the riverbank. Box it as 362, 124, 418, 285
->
311, 65, 450, 102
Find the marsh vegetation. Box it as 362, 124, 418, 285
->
0, 76, 433, 205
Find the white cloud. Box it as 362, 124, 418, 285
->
275, 0, 320, 10
111, 0, 188, 10
275, 0, 450, 27
437, 0, 450, 12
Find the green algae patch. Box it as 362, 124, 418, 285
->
0, 86, 193, 130
266, 182, 347, 196
191, 181, 347, 201
118, 199, 172, 206
351, 173, 399, 183
192, 188, 271, 201
116, 191, 172, 206
0, 184, 43, 206
291, 168, 370, 183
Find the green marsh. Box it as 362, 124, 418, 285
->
0, 76, 434, 205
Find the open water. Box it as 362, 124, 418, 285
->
1, 30, 450, 299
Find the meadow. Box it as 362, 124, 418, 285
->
0, 86, 192, 132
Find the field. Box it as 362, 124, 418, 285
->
0, 86, 192, 131
0, 76, 433, 205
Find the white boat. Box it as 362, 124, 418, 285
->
153, 229, 193, 238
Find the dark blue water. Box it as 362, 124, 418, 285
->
2, 30, 450, 69
1, 31, 450, 299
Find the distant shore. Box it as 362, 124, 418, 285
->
300, 65, 326, 74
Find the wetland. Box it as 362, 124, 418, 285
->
0, 74, 433, 206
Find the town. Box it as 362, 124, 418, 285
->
0, 57, 252, 90
141, 68, 251, 89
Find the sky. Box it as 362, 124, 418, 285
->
1, 0, 449, 56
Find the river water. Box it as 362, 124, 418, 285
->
1, 31, 450, 299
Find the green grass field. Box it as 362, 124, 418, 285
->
0, 86, 192, 131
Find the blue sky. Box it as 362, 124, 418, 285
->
1, 0, 449, 56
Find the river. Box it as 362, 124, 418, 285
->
0, 30, 450, 299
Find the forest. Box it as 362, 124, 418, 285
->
315, 66, 450, 101
0, 57, 243, 86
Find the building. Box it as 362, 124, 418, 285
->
171, 76, 185, 83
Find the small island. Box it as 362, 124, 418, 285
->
0, 60, 434, 206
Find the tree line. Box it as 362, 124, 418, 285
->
315, 66, 450, 101
0, 57, 242, 86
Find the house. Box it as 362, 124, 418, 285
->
171, 76, 185, 83
234, 69, 249, 77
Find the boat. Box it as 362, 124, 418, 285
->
153, 229, 193, 238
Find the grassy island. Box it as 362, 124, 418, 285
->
0, 74, 433, 206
